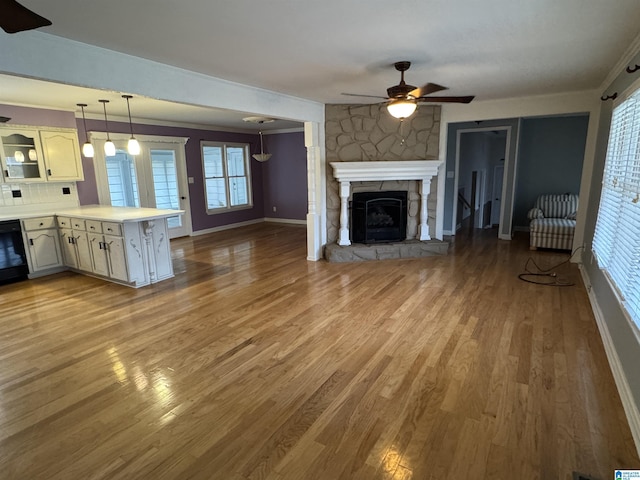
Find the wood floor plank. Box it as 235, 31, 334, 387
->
0, 224, 637, 479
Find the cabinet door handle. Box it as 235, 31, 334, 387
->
29, 239, 34, 246
47, 169, 52, 176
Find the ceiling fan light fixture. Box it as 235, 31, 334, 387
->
387, 99, 417, 119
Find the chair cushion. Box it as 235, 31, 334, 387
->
530, 218, 576, 235
534, 194, 579, 219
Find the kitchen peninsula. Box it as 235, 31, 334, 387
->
22, 205, 183, 288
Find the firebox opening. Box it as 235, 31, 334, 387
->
351, 191, 408, 244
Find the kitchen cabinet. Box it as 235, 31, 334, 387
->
86, 220, 129, 282
58, 217, 92, 271
0, 126, 83, 183
0, 129, 46, 182
21, 216, 64, 276
17, 206, 180, 287
40, 130, 84, 181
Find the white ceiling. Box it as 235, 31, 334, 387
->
3, 0, 640, 130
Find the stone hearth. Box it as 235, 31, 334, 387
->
325, 239, 449, 263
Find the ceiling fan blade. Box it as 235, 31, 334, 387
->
409, 83, 447, 98
341, 93, 389, 100
417, 95, 475, 104
0, 0, 52, 34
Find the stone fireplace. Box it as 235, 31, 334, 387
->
325, 103, 442, 245
330, 160, 441, 246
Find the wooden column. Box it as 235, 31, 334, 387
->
418, 177, 431, 241
338, 181, 351, 246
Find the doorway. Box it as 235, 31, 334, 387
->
453, 128, 509, 236
92, 135, 192, 239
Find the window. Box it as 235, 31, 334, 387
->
593, 85, 640, 329
202, 142, 252, 212
106, 149, 140, 207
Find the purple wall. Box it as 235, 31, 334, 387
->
261, 132, 307, 220
0, 104, 77, 128
76, 118, 265, 232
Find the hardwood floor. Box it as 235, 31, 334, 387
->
1, 223, 638, 479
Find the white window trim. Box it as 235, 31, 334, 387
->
89, 132, 188, 206
592, 75, 640, 335
201, 141, 253, 215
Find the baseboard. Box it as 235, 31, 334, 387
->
580, 266, 640, 457
191, 217, 307, 236
513, 226, 530, 232
191, 218, 264, 236
264, 217, 306, 226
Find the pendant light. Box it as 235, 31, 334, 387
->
77, 103, 94, 158
122, 94, 140, 155
99, 99, 116, 157
252, 131, 272, 162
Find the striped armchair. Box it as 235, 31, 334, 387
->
527, 194, 579, 251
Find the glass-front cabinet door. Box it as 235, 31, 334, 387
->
0, 129, 45, 181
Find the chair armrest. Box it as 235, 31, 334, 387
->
528, 208, 544, 220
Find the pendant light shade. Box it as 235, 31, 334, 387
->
99, 99, 116, 157
28, 149, 37, 161
387, 98, 417, 119
77, 103, 94, 158
104, 139, 116, 157
122, 95, 141, 155
252, 131, 272, 162
14, 151, 24, 162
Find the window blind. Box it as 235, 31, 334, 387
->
593, 88, 640, 328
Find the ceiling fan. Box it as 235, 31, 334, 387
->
342, 61, 474, 119
0, 0, 52, 34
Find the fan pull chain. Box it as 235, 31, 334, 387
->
399, 119, 406, 146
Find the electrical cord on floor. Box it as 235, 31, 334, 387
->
517, 246, 585, 287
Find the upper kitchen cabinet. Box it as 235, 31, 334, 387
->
0, 128, 46, 182
40, 130, 84, 181
0, 126, 84, 183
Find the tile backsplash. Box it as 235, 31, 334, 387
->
0, 182, 80, 217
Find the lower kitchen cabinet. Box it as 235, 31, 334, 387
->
87, 231, 128, 282
61, 214, 172, 287
22, 216, 64, 276
24, 207, 179, 287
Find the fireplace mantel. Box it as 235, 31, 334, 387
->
330, 160, 441, 182
330, 160, 443, 246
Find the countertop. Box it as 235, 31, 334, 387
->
0, 205, 184, 223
